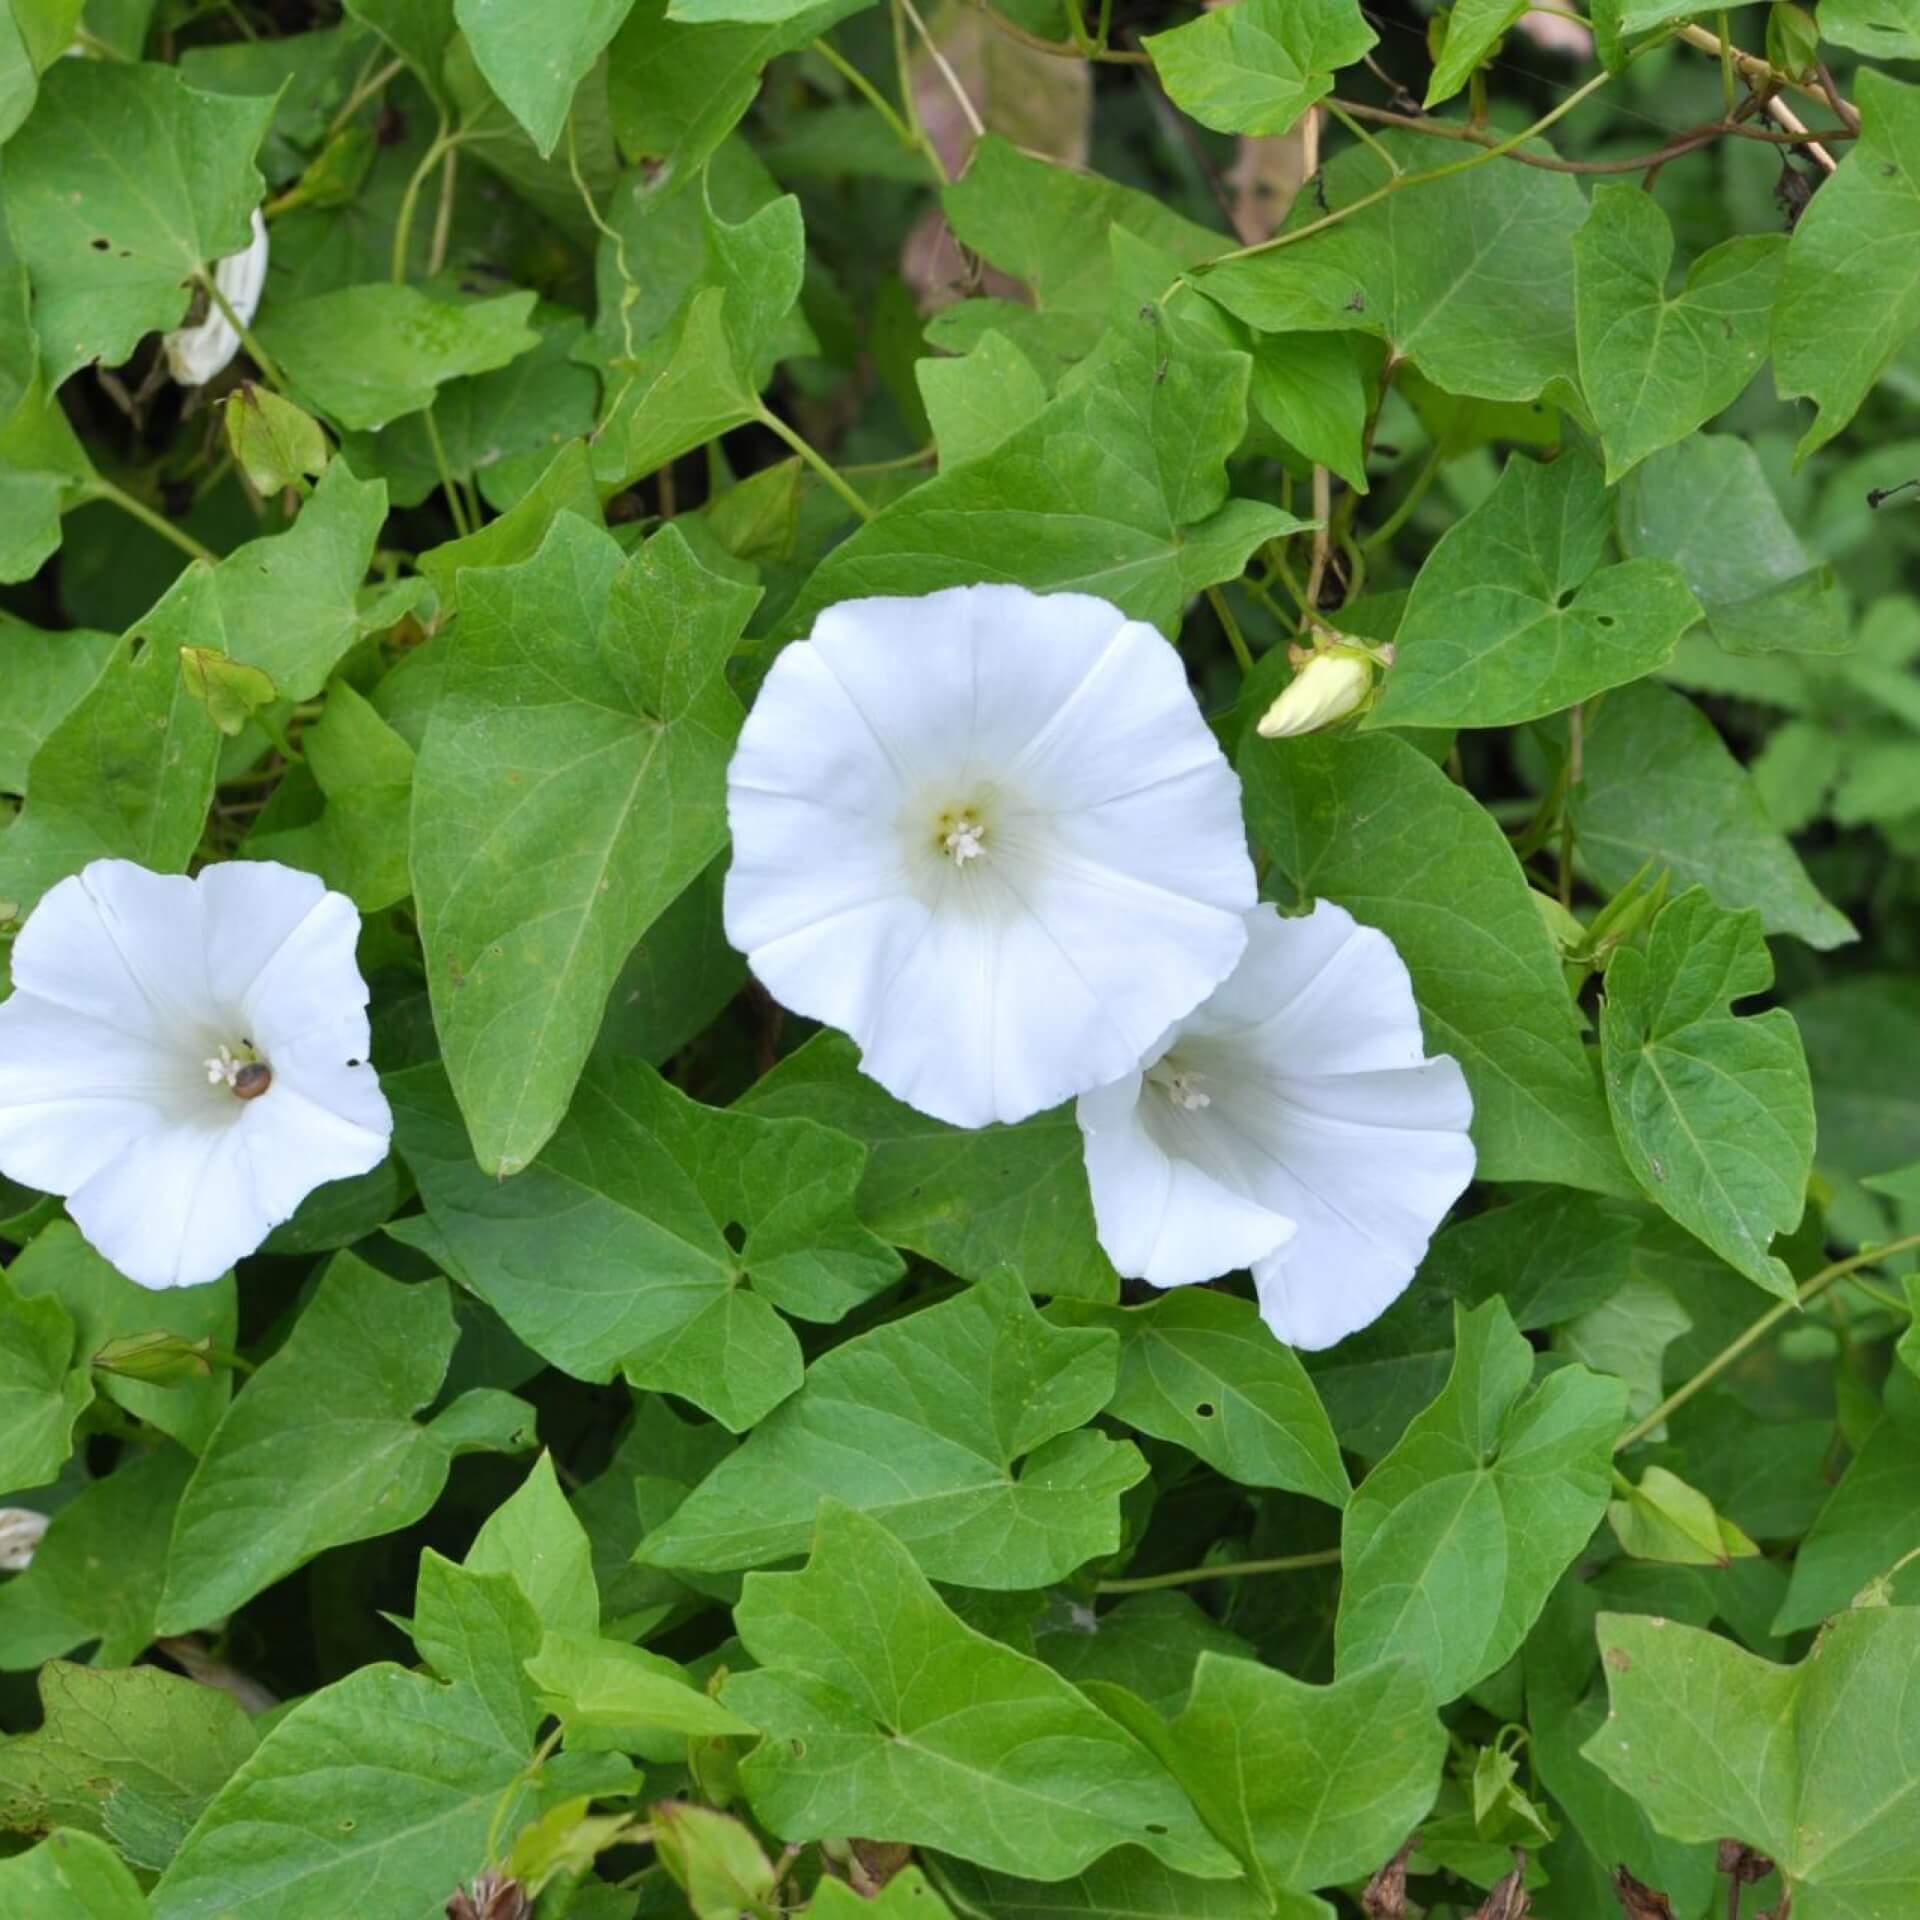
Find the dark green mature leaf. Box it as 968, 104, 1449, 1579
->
1584, 1607, 1920, 1917
389, 1056, 902, 1431
639, 1271, 1145, 1587
1369, 448, 1699, 726
257, 286, 539, 433
1573, 185, 1783, 482
787, 313, 1303, 637
1142, 0, 1375, 137
0, 0, 82, 143
1049, 1292, 1349, 1506
1821, 0, 1920, 57
7, 1221, 236, 1454
411, 514, 754, 1176
0, 1663, 258, 1871
0, 373, 94, 587
0, 1449, 192, 1670
152, 1663, 629, 1920
1104, 1653, 1445, 1904
0, 1275, 89, 1495
738, 1032, 1118, 1304
1793, 976, 1920, 1178
1570, 680, 1856, 950
1775, 71, 1920, 458
155, 1255, 534, 1635
454, 0, 632, 154
1336, 1299, 1626, 1703
1, 60, 272, 386
936, 1851, 1284, 1919
1599, 889, 1815, 1298
344, 0, 457, 102
1773, 1411, 1920, 1631
1033, 1594, 1256, 1721
1424, 0, 1523, 103
1242, 729, 1630, 1195
0, 622, 116, 792
608, 0, 866, 181
526, 1631, 758, 1748
1616, 435, 1850, 657
0, 1828, 149, 1920
1195, 126, 1587, 404
591, 193, 805, 491
723, 1502, 1241, 1880
1247, 332, 1370, 493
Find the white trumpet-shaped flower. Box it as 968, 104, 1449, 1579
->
725, 584, 1258, 1128
163, 207, 269, 387
0, 859, 391, 1291
1076, 901, 1475, 1350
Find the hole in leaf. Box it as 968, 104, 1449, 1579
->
1144, 1823, 1169, 1836
789, 1738, 806, 1758
1554, 589, 1577, 610
128, 634, 147, 662
1597, 614, 1617, 628
1194, 1401, 1217, 1419
90, 237, 109, 251
722, 1220, 747, 1254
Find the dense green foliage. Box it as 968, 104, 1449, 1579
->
2, 0, 1919, 1916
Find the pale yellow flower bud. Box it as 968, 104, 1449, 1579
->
1255, 651, 1372, 739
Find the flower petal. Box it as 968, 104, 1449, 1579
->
10, 862, 219, 1039
231, 880, 373, 1057
1078, 1071, 1295, 1286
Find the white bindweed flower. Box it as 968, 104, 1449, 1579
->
725, 584, 1258, 1128
0, 1508, 49, 1572
0, 859, 391, 1291
163, 208, 268, 388
1256, 650, 1374, 739
1076, 900, 1475, 1350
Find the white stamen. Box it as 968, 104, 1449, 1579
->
943, 820, 986, 864
205, 1043, 241, 1087
1149, 1061, 1211, 1110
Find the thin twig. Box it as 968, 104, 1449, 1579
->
899, 0, 985, 140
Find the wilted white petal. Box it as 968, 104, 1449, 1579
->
1077, 901, 1475, 1349
0, 1509, 49, 1572
0, 858, 392, 1291
726, 584, 1256, 1127
163, 207, 268, 388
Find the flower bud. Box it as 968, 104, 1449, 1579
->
1255, 651, 1372, 739
0, 1507, 49, 1572
164, 207, 269, 388
92, 1329, 217, 1384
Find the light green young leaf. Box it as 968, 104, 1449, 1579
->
1142, 0, 1376, 136
257, 286, 539, 433
652, 1801, 780, 1920
1248, 332, 1370, 493
1, 61, 272, 387
0, 1449, 192, 1671
1048, 1291, 1350, 1507
467, 1453, 600, 1638
411, 1552, 545, 1750
7, 1221, 236, 1454
0, 1663, 258, 1872
1775, 71, 1920, 459
1369, 447, 1699, 726
0, 1274, 90, 1494
1583, 1607, 1920, 1916
1573, 185, 1784, 482
454, 0, 633, 154
1599, 889, 1815, 1298
608, 0, 867, 181
1607, 1464, 1759, 1568
1102, 1653, 1445, 1904
724, 1502, 1241, 1880
151, 1663, 628, 1920
0, 1828, 150, 1920
1424, 0, 1524, 104
388, 1055, 902, 1432
1571, 680, 1856, 950
411, 514, 754, 1175
638, 1271, 1145, 1587
1196, 126, 1587, 405
525, 1631, 757, 1748
1616, 435, 1849, 657
1336, 1298, 1627, 1703
787, 313, 1304, 637
738, 1031, 1119, 1304
918, 329, 1050, 470
155, 1255, 533, 1635
1241, 729, 1631, 1195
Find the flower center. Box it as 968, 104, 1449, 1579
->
934, 804, 989, 866
1147, 1058, 1211, 1111
205, 1042, 273, 1101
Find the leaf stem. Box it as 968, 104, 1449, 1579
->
1097, 1548, 1341, 1594
86, 479, 218, 565
813, 35, 923, 161
1361, 442, 1444, 552
393, 118, 455, 282
1615, 1232, 1920, 1454
890, 0, 950, 186
899, 0, 984, 141
757, 408, 875, 522
326, 53, 406, 141
1207, 585, 1255, 677
198, 271, 286, 392
427, 143, 459, 278
422, 410, 472, 538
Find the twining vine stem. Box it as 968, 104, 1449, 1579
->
1097, 1547, 1342, 1594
